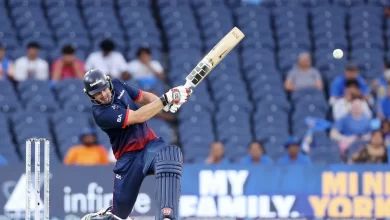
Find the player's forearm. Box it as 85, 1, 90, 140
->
129, 99, 164, 124
139, 91, 159, 105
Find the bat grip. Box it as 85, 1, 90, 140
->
184, 81, 192, 89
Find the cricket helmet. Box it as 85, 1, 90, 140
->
83, 69, 113, 98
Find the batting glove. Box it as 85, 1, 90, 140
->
162, 86, 192, 113
163, 103, 182, 113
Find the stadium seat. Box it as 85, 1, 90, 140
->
117, 0, 151, 7
0, 146, 21, 164
9, 0, 41, 8
334, 0, 365, 7
45, 0, 78, 7
367, 0, 390, 6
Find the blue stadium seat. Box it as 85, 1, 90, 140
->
117, 0, 151, 7
158, 0, 190, 7
11, 6, 44, 18
294, 99, 329, 115
22, 36, 55, 51
53, 77, 82, 92
52, 21, 85, 34
311, 5, 345, 18
0, 147, 21, 164
127, 38, 162, 50
292, 108, 327, 124
18, 80, 53, 98
55, 125, 89, 146
25, 96, 58, 113
350, 34, 384, 50
234, 6, 270, 18
120, 6, 154, 20
279, 37, 311, 51
81, 0, 113, 7
291, 88, 326, 103
191, 0, 225, 7
58, 88, 90, 104
83, 7, 116, 20
168, 38, 202, 50
0, 38, 19, 52
9, 0, 41, 8
239, 20, 272, 34
334, 0, 365, 7
48, 7, 82, 20
301, 0, 330, 7
90, 28, 123, 41
312, 17, 346, 29
0, 80, 15, 94
11, 111, 48, 127
349, 24, 382, 37
245, 71, 282, 86
0, 23, 17, 36
350, 48, 384, 61
0, 93, 21, 113
367, 0, 390, 6
311, 149, 342, 164
256, 97, 291, 113
15, 12, 46, 26
273, 6, 308, 17
260, 0, 293, 7
314, 37, 348, 51
63, 99, 92, 113
45, 0, 77, 7
179, 103, 215, 119
251, 84, 287, 102
52, 111, 90, 126
349, 6, 384, 19
19, 27, 51, 39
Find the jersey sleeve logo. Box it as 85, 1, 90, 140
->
118, 90, 125, 99
117, 114, 122, 122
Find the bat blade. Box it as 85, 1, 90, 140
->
184, 27, 245, 88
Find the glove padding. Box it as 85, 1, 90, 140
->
163, 103, 181, 113
164, 86, 191, 105
163, 86, 192, 113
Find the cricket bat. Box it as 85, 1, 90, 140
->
184, 27, 245, 88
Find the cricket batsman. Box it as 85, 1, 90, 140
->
81, 69, 192, 220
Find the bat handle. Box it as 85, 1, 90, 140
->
184, 81, 192, 89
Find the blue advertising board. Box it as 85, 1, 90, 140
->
1, 164, 390, 219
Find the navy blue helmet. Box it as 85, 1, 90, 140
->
83, 69, 112, 98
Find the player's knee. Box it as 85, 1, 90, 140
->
155, 146, 183, 176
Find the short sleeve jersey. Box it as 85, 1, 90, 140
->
92, 79, 157, 159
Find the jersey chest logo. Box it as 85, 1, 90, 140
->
111, 104, 119, 110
